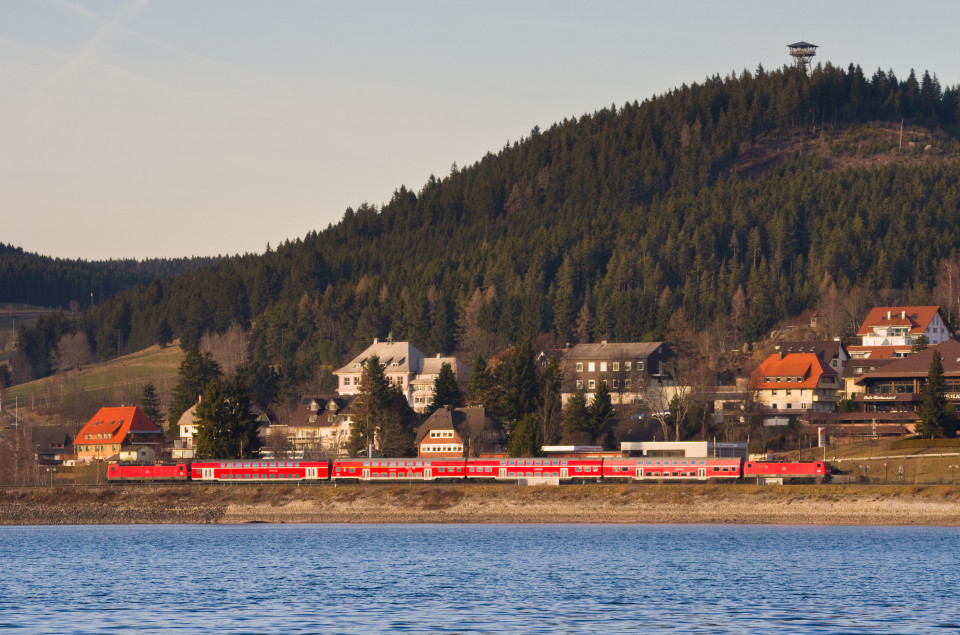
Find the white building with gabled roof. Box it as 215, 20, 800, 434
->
334, 339, 469, 410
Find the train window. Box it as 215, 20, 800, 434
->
575, 466, 582, 472
713, 467, 719, 472
654, 461, 661, 466
681, 461, 688, 466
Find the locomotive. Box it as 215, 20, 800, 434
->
108, 456, 829, 483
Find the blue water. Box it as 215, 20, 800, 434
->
0, 524, 958, 633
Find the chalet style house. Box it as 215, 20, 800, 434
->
847, 306, 953, 360
334, 338, 468, 412
266, 395, 355, 458
560, 341, 673, 405
73, 406, 163, 463
414, 406, 506, 458
751, 352, 840, 426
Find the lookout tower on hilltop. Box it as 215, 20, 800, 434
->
787, 41, 817, 72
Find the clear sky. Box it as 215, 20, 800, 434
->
3, 0, 959, 260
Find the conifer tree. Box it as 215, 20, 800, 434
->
466, 354, 492, 406
429, 362, 463, 414
194, 376, 262, 459
588, 378, 614, 441
917, 350, 956, 438
138, 383, 165, 429
509, 412, 543, 457
562, 387, 590, 434
168, 348, 222, 438
348, 355, 415, 457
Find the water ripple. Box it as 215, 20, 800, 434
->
0, 524, 959, 633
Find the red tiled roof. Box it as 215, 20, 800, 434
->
752, 353, 834, 389
856, 306, 945, 336
75, 406, 161, 446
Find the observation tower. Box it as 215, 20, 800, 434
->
787, 41, 817, 72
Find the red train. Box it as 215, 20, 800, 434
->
108, 457, 829, 483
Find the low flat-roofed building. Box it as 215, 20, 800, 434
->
620, 440, 748, 459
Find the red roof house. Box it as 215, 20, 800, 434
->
73, 406, 164, 463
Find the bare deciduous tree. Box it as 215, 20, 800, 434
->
200, 323, 248, 379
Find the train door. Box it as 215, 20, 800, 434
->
697, 467, 706, 480
636, 468, 644, 480
307, 467, 316, 480
560, 468, 568, 478
424, 468, 432, 480
362, 468, 370, 480
498, 468, 507, 478
203, 468, 214, 480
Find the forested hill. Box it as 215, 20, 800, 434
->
0, 243, 223, 309
13, 62, 960, 396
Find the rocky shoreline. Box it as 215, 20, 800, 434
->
3, 484, 960, 526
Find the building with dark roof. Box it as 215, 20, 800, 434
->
414, 406, 506, 458
817, 339, 960, 437
267, 395, 355, 458
561, 341, 673, 405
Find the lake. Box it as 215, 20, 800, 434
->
0, 524, 957, 633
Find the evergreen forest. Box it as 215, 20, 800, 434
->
10, 62, 960, 408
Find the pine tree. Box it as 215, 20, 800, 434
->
348, 355, 414, 457
588, 378, 614, 441
509, 412, 543, 457
465, 354, 492, 406
194, 376, 262, 459
493, 339, 541, 428
917, 350, 956, 438
167, 348, 222, 438
562, 387, 590, 434
429, 362, 463, 414
138, 383, 165, 429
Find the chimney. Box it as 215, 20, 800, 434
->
887, 311, 891, 320
778, 350, 783, 361
901, 310, 906, 319
601, 340, 607, 344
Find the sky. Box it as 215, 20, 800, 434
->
3, 0, 960, 261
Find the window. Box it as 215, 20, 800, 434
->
625, 379, 632, 388
637, 361, 644, 371
588, 362, 595, 372
600, 362, 607, 372
588, 380, 596, 390
625, 362, 632, 371
576, 362, 583, 372
576, 380, 584, 389
612, 362, 619, 371
612, 379, 619, 389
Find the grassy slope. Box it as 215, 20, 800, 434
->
0, 344, 183, 427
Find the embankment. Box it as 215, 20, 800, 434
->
4, 484, 960, 525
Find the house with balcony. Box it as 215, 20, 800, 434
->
847, 306, 953, 359
750, 352, 840, 426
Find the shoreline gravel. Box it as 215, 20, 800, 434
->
3, 484, 960, 526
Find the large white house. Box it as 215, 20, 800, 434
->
334, 338, 467, 411
855, 306, 952, 348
